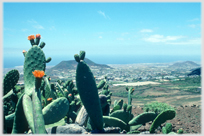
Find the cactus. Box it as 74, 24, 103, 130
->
75, 51, 103, 130
162, 123, 172, 134
103, 116, 129, 132
97, 79, 106, 89
110, 109, 134, 124
23, 34, 51, 97
149, 109, 176, 133
3, 69, 19, 95
11, 93, 29, 134
42, 97, 69, 125
128, 112, 157, 126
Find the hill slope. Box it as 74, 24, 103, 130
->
168, 61, 200, 68
46, 58, 113, 74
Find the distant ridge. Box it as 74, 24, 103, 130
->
47, 58, 113, 73
169, 61, 200, 68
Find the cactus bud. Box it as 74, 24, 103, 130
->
35, 34, 41, 45
46, 57, 52, 63
74, 54, 80, 62
79, 50, 85, 60
39, 42, 45, 49
28, 35, 35, 46
22, 50, 27, 57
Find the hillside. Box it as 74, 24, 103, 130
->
46, 58, 113, 74
168, 61, 200, 68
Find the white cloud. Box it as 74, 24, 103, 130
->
49, 26, 56, 30
140, 29, 153, 33
21, 29, 28, 32
187, 18, 199, 22
99, 36, 103, 39
188, 24, 196, 28
33, 25, 44, 29
98, 10, 111, 19
167, 38, 201, 45
27, 19, 44, 29
143, 35, 185, 43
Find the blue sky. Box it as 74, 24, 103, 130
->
3, 2, 201, 67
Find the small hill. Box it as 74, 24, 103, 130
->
168, 61, 200, 68
46, 58, 113, 74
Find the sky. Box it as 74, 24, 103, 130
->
3, 2, 201, 67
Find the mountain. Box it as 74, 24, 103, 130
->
46, 58, 113, 73
188, 67, 201, 76
168, 61, 200, 68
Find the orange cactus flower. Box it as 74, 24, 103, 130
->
22, 50, 27, 53
32, 70, 45, 78
68, 94, 72, 97
36, 34, 41, 39
47, 98, 53, 101
28, 35, 35, 40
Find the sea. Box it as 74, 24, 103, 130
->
2, 54, 202, 69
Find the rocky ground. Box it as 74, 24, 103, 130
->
131, 104, 201, 134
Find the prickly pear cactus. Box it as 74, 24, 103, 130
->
75, 51, 103, 130
3, 69, 19, 95
23, 34, 51, 96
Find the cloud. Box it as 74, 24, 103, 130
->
167, 38, 201, 45
99, 36, 103, 39
33, 25, 44, 29
140, 29, 153, 33
143, 35, 185, 43
27, 19, 44, 29
188, 24, 197, 28
187, 18, 199, 22
98, 10, 111, 19
49, 26, 56, 30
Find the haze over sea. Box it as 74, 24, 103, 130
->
3, 54, 201, 68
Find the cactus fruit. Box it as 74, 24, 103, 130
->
3, 69, 19, 95
149, 109, 176, 133
75, 51, 103, 130
128, 112, 157, 126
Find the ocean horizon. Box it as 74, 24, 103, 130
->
3, 54, 201, 69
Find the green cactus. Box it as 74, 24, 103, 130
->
3, 69, 19, 95
42, 97, 69, 125
11, 93, 28, 134
75, 51, 103, 130
177, 128, 183, 134
149, 109, 176, 133
97, 80, 106, 89
110, 109, 134, 124
162, 123, 172, 134
103, 116, 129, 132
128, 112, 157, 126
23, 34, 51, 97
